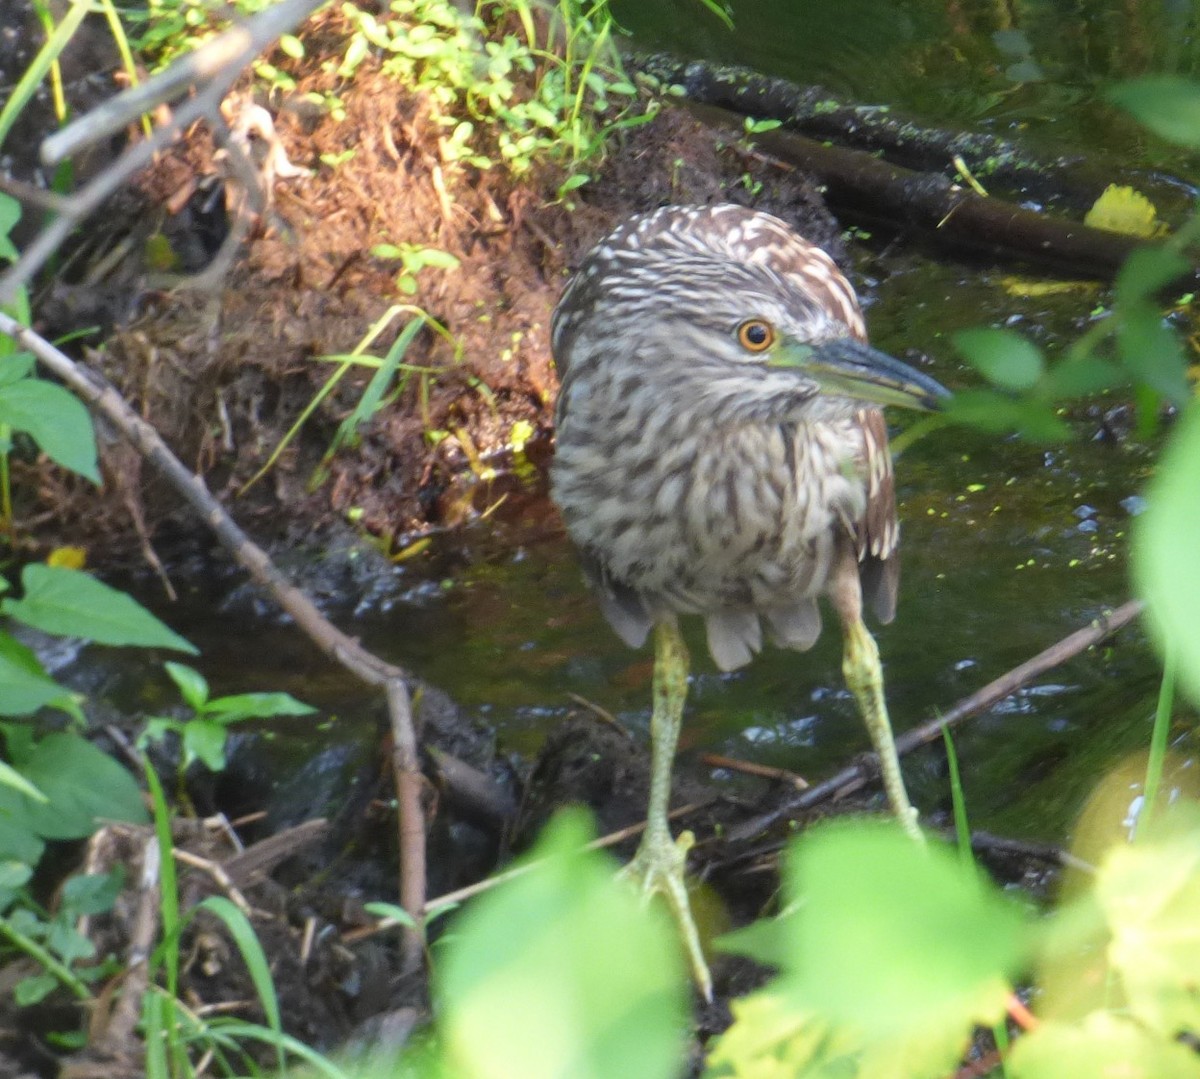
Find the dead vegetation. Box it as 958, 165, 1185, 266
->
19, 7, 846, 560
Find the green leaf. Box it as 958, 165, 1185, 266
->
434, 809, 688, 1079
0, 861, 33, 895
278, 33, 305, 58
0, 194, 20, 261
1116, 246, 1190, 301
1039, 357, 1123, 399
0, 353, 35, 385
1009, 1013, 1200, 1079
1115, 304, 1190, 406
14, 972, 59, 1007
203, 691, 316, 724
140, 716, 183, 747
0, 732, 148, 840
46, 917, 95, 962
0, 821, 44, 866
943, 389, 1072, 441
1134, 403, 1200, 707
1109, 76, 1200, 148
363, 900, 419, 929
0, 759, 48, 803
724, 820, 1028, 1037
3, 566, 196, 653
413, 247, 460, 270
0, 631, 74, 717
182, 719, 228, 772
0, 380, 100, 483
164, 662, 208, 712
953, 327, 1044, 391
62, 869, 124, 917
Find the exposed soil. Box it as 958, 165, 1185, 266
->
17, 6, 844, 563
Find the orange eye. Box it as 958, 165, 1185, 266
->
737, 319, 775, 352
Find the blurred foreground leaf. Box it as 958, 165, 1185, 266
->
722, 820, 1028, 1038
0, 732, 147, 840
434, 809, 688, 1079
1134, 403, 1200, 706
1009, 1012, 1200, 1079
1109, 76, 1200, 149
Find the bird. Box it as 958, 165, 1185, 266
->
549, 203, 949, 1000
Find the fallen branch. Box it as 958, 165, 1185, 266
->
389, 678, 426, 974
724, 599, 1145, 843
690, 101, 1146, 281
637, 55, 1187, 218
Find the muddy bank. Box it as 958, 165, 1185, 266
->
22, 19, 846, 561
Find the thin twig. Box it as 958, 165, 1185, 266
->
388, 677, 426, 974
567, 691, 634, 739
700, 752, 810, 789
970, 830, 1095, 875
725, 599, 1145, 843
40, 0, 324, 166
0, 0, 323, 307
94, 834, 162, 1052
172, 848, 256, 918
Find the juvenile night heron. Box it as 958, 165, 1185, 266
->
550, 203, 948, 998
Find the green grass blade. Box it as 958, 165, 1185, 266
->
95, 0, 151, 138
143, 761, 179, 999
195, 895, 287, 1076
943, 725, 1010, 1076
326, 314, 426, 459
142, 989, 169, 1079
0, 0, 91, 152
200, 1020, 354, 1079
941, 722, 972, 865
1139, 650, 1176, 839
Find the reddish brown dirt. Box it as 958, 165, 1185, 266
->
21, 8, 845, 560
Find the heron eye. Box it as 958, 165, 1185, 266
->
737, 319, 775, 352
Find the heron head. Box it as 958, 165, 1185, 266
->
552, 204, 949, 412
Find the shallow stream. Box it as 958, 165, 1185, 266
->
86, 0, 1200, 847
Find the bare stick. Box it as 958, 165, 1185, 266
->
388, 677, 426, 973
725, 599, 1145, 843
1, 78, 227, 307
0, 313, 429, 942
700, 752, 810, 789
41, 0, 324, 167
94, 834, 161, 1053
0, 0, 323, 307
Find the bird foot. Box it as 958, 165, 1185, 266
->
620, 828, 713, 1002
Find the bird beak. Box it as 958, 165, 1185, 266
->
769, 337, 950, 412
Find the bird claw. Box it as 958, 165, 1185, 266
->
620, 829, 713, 1002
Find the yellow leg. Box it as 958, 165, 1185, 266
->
620, 618, 713, 1001
841, 615, 922, 842
830, 553, 923, 843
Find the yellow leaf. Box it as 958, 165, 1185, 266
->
46, 546, 86, 570
1000, 276, 1097, 298
1084, 184, 1166, 238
